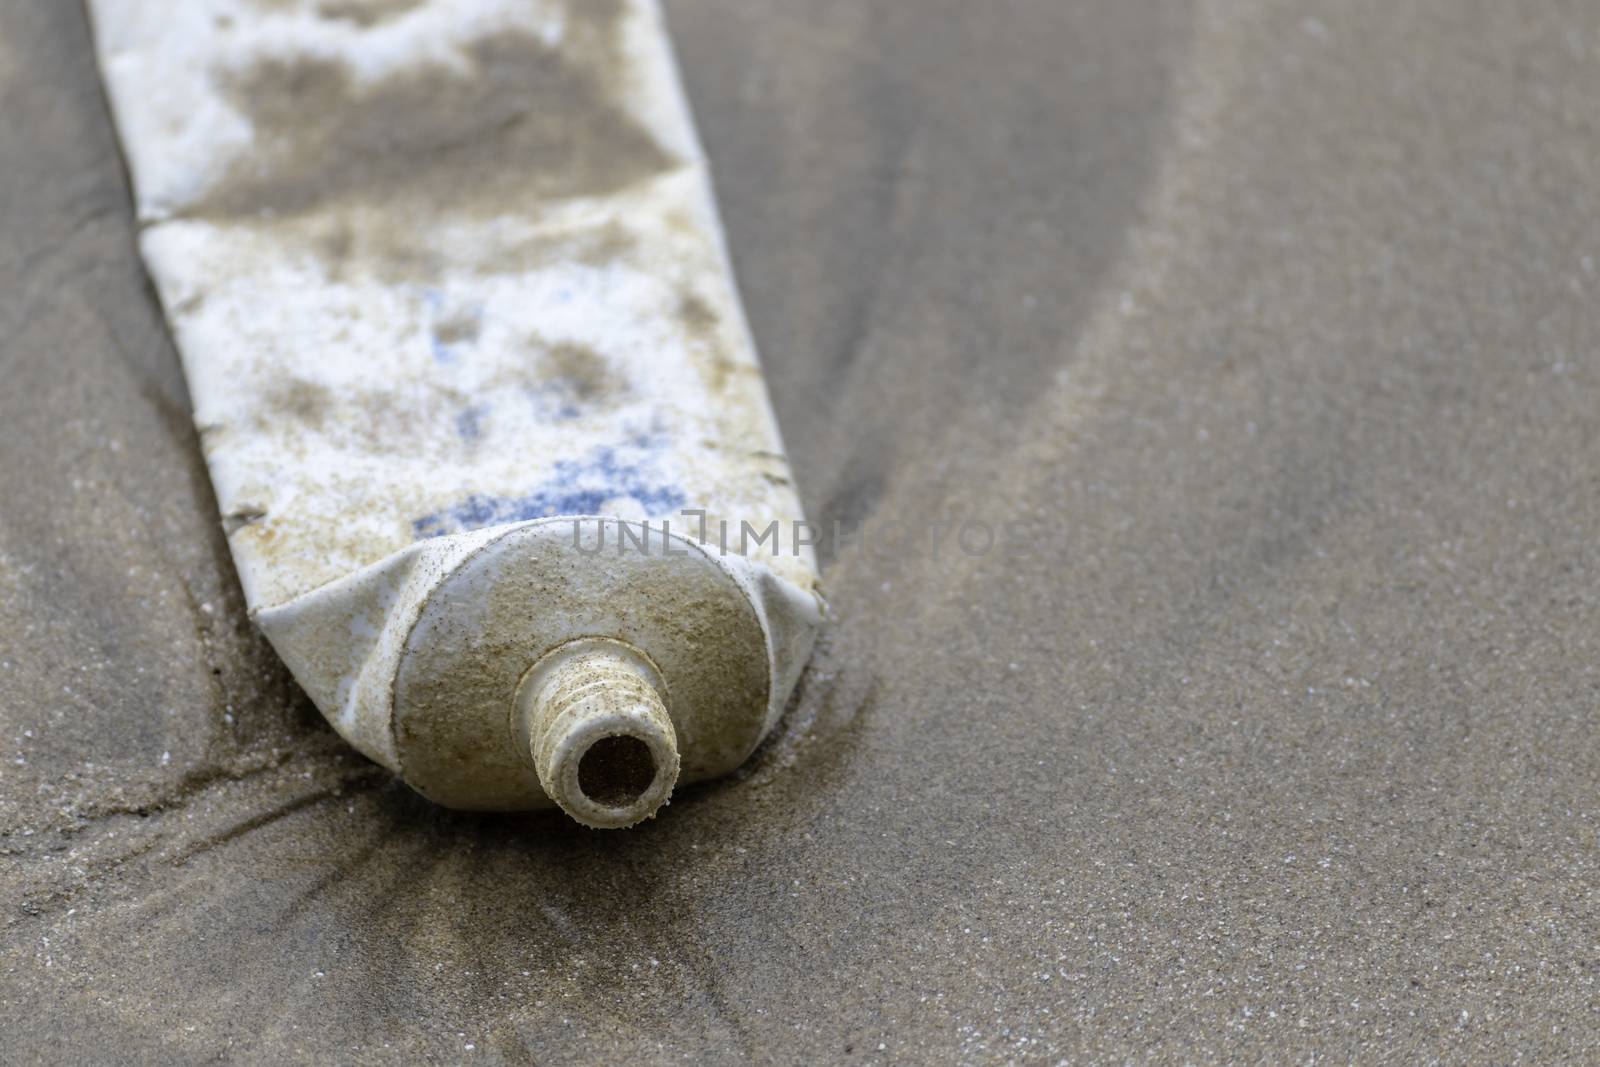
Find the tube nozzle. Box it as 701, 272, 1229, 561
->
517, 639, 679, 829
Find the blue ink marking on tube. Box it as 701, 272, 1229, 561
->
454, 404, 487, 441
525, 382, 584, 422
412, 435, 685, 540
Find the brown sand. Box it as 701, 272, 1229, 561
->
4, 0, 1600, 1061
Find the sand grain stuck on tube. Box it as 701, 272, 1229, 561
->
87, 0, 823, 828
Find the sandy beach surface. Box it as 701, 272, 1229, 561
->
3, 1, 1599, 1061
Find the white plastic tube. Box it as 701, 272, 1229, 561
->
89, 0, 823, 827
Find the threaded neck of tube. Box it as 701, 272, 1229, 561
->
517, 639, 679, 829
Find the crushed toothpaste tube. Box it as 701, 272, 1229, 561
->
89, 0, 823, 827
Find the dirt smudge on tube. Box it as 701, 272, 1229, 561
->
537, 341, 625, 403
314, 0, 427, 27
191, 16, 670, 220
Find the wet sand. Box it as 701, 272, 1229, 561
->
4, 1, 1600, 1061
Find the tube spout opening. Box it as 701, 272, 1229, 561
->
517, 639, 679, 829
